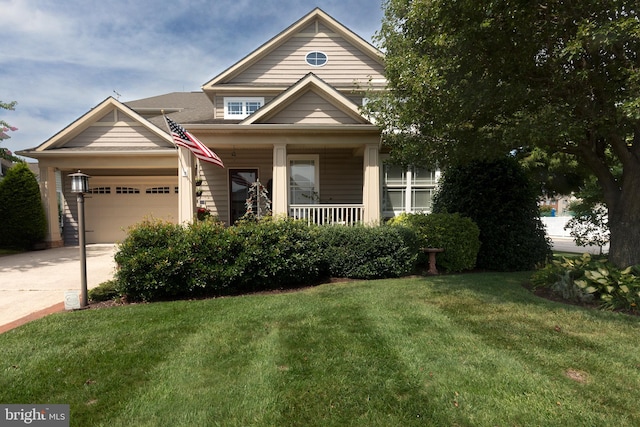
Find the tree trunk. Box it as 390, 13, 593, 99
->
607, 190, 640, 268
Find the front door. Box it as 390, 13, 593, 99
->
229, 169, 258, 224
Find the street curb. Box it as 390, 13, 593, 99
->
0, 302, 66, 334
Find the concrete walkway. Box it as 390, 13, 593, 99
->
0, 244, 117, 332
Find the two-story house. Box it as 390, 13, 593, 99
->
19, 8, 439, 246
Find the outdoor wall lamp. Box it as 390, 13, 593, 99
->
69, 170, 90, 308
69, 170, 90, 194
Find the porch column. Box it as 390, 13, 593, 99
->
272, 144, 288, 217
39, 165, 63, 247
363, 143, 381, 225
178, 147, 195, 223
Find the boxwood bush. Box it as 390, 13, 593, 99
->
389, 212, 480, 273
114, 220, 204, 301
316, 224, 419, 279
231, 217, 328, 293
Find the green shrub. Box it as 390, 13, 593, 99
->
114, 220, 195, 301
185, 217, 245, 294
88, 280, 120, 302
531, 253, 640, 312
115, 217, 423, 301
317, 224, 418, 279
0, 163, 47, 250
232, 217, 327, 292
115, 217, 326, 301
433, 157, 552, 271
390, 212, 480, 273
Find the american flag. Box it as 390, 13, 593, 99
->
164, 116, 224, 168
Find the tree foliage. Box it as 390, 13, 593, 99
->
370, 0, 640, 267
1, 100, 18, 136
0, 163, 47, 250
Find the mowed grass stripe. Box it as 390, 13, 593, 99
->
1, 274, 639, 426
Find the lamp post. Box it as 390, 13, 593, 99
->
69, 170, 90, 308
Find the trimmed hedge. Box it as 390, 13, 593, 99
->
232, 218, 327, 292
114, 219, 420, 301
389, 212, 480, 272
316, 224, 419, 279
115, 218, 328, 301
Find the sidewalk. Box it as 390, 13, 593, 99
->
0, 244, 117, 333
550, 236, 609, 255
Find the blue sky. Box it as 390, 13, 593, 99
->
0, 0, 384, 155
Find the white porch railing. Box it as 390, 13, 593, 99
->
289, 204, 364, 226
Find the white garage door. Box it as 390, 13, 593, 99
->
84, 176, 179, 243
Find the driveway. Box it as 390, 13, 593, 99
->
0, 244, 117, 332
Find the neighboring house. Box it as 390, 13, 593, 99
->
19, 8, 438, 246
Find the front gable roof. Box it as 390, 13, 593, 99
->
202, 8, 384, 90
241, 73, 369, 125
28, 97, 174, 153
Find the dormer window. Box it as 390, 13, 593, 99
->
224, 97, 264, 119
305, 51, 328, 67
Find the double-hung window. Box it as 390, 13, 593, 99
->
289, 155, 319, 204
382, 163, 439, 217
223, 97, 264, 119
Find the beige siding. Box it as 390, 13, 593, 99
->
263, 91, 359, 124
287, 148, 363, 204
96, 110, 116, 122
95, 109, 138, 123
66, 124, 171, 149
318, 149, 363, 204
229, 31, 384, 87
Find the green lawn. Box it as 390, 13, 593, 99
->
1, 273, 639, 426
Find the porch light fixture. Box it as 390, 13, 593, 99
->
69, 170, 90, 308
69, 170, 90, 194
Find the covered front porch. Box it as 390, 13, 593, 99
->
190, 126, 382, 226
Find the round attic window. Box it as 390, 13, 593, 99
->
305, 51, 328, 67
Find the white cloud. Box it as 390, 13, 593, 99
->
0, 0, 384, 155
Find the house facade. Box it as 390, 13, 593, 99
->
19, 8, 438, 246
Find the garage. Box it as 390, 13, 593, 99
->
84, 176, 179, 243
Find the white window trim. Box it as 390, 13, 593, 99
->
381, 157, 441, 217
305, 51, 328, 67
288, 154, 320, 204
223, 97, 265, 119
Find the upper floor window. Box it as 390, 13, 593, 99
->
305, 51, 328, 67
224, 97, 264, 119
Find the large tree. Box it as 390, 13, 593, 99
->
370, 0, 640, 267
